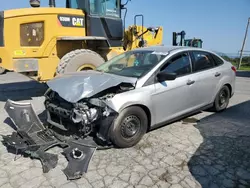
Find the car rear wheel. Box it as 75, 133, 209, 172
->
212, 85, 230, 112
109, 106, 148, 148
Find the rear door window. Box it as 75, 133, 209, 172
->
192, 51, 215, 72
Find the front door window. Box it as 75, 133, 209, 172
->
161, 52, 192, 77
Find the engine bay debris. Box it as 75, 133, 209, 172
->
1, 99, 112, 180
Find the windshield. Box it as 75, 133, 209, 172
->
96, 50, 168, 78
68, 0, 120, 18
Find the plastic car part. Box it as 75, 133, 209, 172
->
4, 99, 45, 133
3, 100, 60, 173
2, 130, 59, 173
2, 99, 105, 180
62, 141, 97, 180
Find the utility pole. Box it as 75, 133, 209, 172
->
237, 18, 250, 70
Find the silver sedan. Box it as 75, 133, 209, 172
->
44, 46, 236, 148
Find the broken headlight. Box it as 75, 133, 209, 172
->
20, 22, 44, 46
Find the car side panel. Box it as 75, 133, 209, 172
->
105, 84, 157, 126
187, 65, 221, 110
105, 50, 235, 129
151, 76, 191, 124
210, 62, 236, 103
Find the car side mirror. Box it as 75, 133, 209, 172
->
157, 71, 177, 82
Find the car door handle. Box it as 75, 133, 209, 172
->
187, 80, 195, 85
215, 72, 221, 77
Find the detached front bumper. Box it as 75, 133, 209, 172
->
2, 99, 108, 180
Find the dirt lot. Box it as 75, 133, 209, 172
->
0, 71, 249, 188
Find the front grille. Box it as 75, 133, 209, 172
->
0, 11, 4, 47
46, 102, 72, 119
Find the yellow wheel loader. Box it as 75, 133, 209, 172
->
0, 0, 163, 82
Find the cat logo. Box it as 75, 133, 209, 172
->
58, 15, 85, 27
72, 17, 84, 27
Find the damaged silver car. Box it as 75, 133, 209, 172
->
43, 48, 168, 149
44, 45, 236, 147
2, 46, 236, 180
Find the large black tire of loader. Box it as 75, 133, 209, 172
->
56, 49, 105, 74
0, 67, 6, 75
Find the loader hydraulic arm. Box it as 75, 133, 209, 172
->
135, 27, 161, 42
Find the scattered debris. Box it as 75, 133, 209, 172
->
1, 99, 112, 180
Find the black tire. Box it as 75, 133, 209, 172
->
0, 67, 6, 75
109, 106, 148, 148
56, 49, 105, 74
211, 85, 230, 112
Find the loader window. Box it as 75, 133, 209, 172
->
67, 0, 120, 18
89, 0, 120, 18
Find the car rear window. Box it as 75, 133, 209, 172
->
211, 54, 224, 66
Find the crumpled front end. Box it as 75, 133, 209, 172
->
44, 88, 119, 145
43, 70, 137, 144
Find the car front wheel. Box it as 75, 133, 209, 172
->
109, 106, 148, 148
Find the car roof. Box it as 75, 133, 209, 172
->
132, 45, 192, 53
131, 45, 219, 56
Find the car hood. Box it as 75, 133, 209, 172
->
47, 70, 137, 103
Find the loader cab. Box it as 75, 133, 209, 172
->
172, 31, 203, 48
184, 39, 203, 48
66, 0, 123, 47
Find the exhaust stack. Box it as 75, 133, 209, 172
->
49, 0, 56, 7
30, 0, 40, 7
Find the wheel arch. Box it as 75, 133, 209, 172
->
212, 75, 234, 103
224, 83, 232, 97
214, 83, 233, 100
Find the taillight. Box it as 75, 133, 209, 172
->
231, 66, 236, 73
